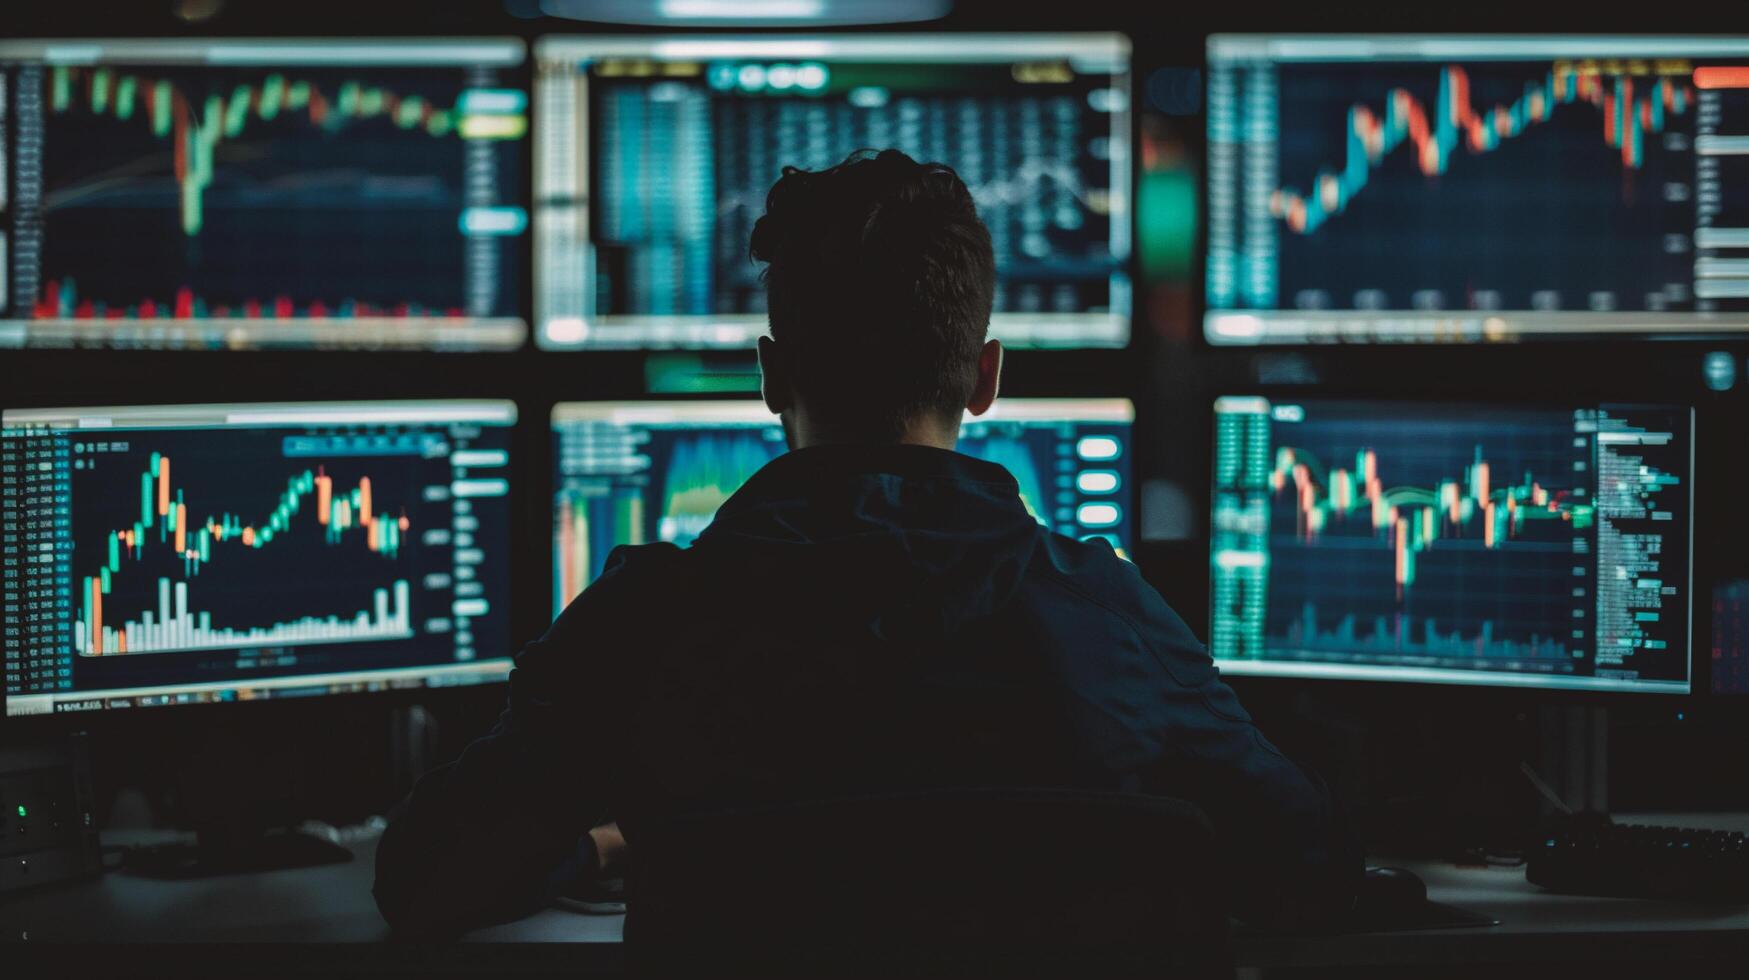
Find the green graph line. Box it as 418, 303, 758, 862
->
50, 65, 465, 236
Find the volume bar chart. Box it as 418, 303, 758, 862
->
78, 578, 412, 656
33, 279, 467, 323
1284, 603, 1572, 663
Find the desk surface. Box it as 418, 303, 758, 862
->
4, 814, 1748, 969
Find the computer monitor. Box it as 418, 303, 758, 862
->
1209, 397, 1693, 692
1204, 35, 1749, 344
0, 39, 528, 351
533, 34, 1132, 350
552, 398, 1134, 615
1, 401, 516, 717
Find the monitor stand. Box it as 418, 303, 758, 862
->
121, 826, 352, 879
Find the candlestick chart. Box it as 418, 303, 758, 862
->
1275, 62, 1694, 312
1203, 39, 1749, 332
1271, 415, 1587, 665
1271, 66, 1692, 236
1215, 401, 1594, 673
72, 443, 420, 659
5, 404, 518, 712
1211, 398, 1692, 688
1, 44, 528, 348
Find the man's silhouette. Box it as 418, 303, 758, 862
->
374, 149, 1358, 934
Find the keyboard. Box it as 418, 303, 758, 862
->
1528, 819, 1749, 902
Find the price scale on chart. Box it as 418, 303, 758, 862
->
77, 452, 413, 656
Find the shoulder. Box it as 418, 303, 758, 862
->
563, 542, 687, 617
1025, 532, 1216, 687
514, 543, 687, 683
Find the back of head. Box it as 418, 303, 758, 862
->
751, 149, 997, 442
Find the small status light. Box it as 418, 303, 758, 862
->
16, 805, 25, 818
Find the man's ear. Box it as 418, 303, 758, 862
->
965, 339, 1003, 417
757, 336, 791, 415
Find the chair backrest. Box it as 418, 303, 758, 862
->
625, 787, 1233, 978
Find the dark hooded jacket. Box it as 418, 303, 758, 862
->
373, 445, 1360, 934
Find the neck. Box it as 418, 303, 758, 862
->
785, 410, 960, 451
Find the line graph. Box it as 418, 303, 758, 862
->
1273, 65, 1693, 234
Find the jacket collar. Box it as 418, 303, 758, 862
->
711, 444, 1024, 522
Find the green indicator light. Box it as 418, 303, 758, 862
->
16, 805, 25, 818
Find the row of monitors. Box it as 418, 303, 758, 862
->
0, 398, 1133, 716
2, 395, 1723, 720
7, 34, 1749, 352
0, 35, 1130, 351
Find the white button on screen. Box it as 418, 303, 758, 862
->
1076, 470, 1120, 494
1077, 436, 1120, 461
1077, 503, 1121, 527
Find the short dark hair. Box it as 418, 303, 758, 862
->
750, 149, 996, 441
